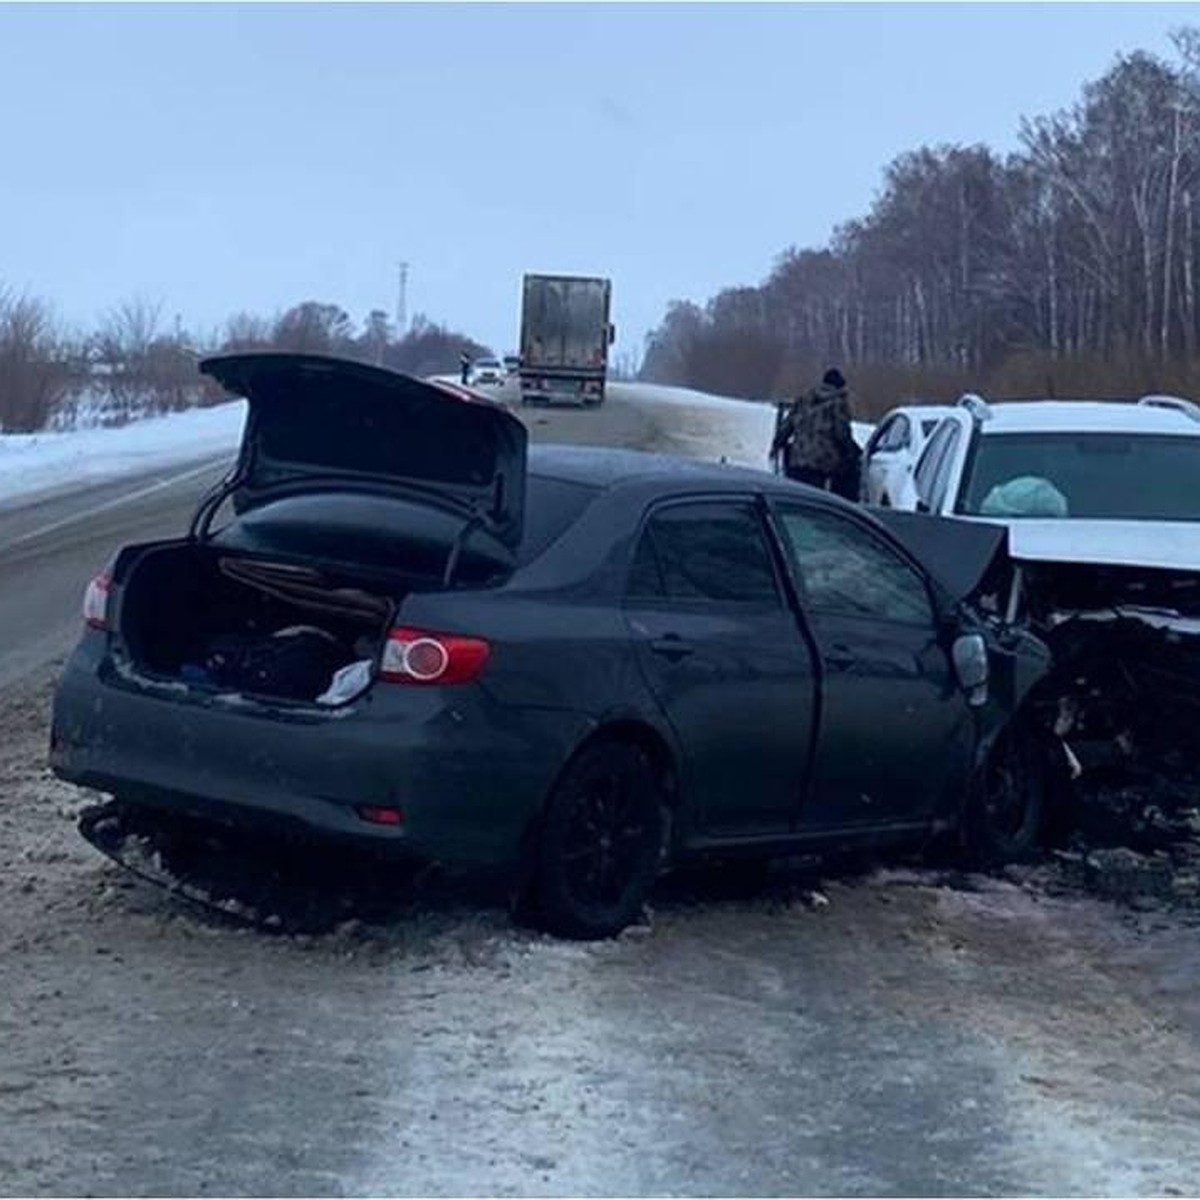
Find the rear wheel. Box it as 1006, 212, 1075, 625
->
532, 741, 663, 939
965, 723, 1047, 865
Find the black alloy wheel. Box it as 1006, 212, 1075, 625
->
533, 741, 663, 939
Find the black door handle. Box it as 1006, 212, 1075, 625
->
650, 634, 695, 661
826, 644, 856, 670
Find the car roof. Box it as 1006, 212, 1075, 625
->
885, 403, 957, 418
974, 400, 1200, 436
527, 443, 780, 492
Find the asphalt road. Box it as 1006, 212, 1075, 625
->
0, 459, 232, 688
0, 384, 666, 687
3, 386, 1200, 1197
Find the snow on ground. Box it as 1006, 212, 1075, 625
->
0, 378, 876, 510
614, 382, 874, 470
0, 401, 246, 508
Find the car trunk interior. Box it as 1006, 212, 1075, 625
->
116, 545, 398, 705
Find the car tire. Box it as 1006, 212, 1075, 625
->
531, 740, 664, 940
964, 722, 1048, 866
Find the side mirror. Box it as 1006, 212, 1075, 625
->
952, 633, 989, 707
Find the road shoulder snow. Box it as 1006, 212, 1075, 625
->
0, 402, 245, 510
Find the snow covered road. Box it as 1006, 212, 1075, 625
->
7, 382, 1200, 1197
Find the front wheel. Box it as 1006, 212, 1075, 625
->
531, 741, 664, 939
964, 723, 1048, 865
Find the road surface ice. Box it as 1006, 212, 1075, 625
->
15, 384, 1196, 1199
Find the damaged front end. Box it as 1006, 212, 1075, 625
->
1013, 558, 1200, 850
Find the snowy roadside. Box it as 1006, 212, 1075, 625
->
612, 381, 874, 469
0, 379, 875, 511
0, 401, 246, 509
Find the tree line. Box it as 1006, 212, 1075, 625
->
641, 30, 1200, 418
0, 293, 492, 433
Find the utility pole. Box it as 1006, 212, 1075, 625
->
396, 261, 409, 337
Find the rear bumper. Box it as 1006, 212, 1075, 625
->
50, 637, 589, 867
519, 374, 604, 405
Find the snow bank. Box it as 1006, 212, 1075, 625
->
0, 401, 245, 507
612, 382, 874, 470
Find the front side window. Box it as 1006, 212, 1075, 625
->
776, 506, 934, 626
627, 500, 781, 606
913, 421, 956, 508
927, 425, 962, 512
886, 415, 912, 451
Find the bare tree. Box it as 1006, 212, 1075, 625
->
221, 311, 272, 351
641, 34, 1200, 407
272, 302, 354, 354
93, 297, 197, 419
0, 289, 70, 432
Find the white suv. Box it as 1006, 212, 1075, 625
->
899, 394, 1200, 567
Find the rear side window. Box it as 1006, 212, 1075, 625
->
517, 476, 600, 563
627, 500, 781, 606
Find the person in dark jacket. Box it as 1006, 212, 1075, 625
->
459, 352, 471, 385
771, 368, 860, 498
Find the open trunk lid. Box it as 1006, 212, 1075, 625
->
200, 353, 528, 549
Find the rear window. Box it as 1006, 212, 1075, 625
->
518, 475, 599, 563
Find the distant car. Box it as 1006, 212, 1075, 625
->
862, 405, 956, 507
50, 354, 1051, 940
503, 355, 520, 377
468, 357, 505, 386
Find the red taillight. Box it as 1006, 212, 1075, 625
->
83, 573, 112, 630
356, 805, 405, 827
379, 627, 490, 686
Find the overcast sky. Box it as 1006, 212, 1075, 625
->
0, 3, 1192, 359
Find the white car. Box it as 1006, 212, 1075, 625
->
876, 391, 1200, 824
862, 404, 955, 506
468, 357, 505, 386
900, 393, 1200, 547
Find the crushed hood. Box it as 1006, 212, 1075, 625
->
200, 353, 528, 548
967, 517, 1200, 575
871, 508, 1009, 607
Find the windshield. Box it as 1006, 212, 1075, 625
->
959, 431, 1200, 520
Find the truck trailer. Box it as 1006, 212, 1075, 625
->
518, 273, 614, 407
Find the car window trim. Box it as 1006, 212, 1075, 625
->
622, 492, 787, 611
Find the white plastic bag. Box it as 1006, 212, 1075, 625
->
316, 659, 374, 707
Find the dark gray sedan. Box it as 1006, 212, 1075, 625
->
51, 353, 1051, 938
